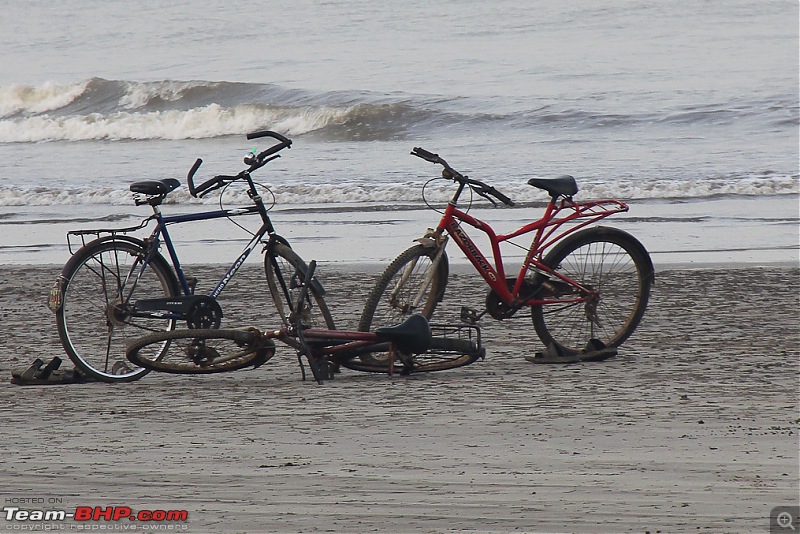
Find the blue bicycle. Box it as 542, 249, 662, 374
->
49, 131, 333, 382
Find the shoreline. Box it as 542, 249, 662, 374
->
1, 194, 798, 268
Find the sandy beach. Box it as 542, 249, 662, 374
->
0, 262, 798, 533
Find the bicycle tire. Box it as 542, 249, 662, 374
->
339, 336, 482, 374
55, 237, 180, 382
357, 244, 449, 367
358, 244, 449, 331
531, 226, 654, 353
265, 243, 335, 330
126, 328, 276, 374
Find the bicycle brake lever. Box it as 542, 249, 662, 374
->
473, 186, 498, 207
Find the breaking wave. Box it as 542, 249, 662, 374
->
1, 78, 796, 143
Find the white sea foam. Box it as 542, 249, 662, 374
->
119, 80, 200, 109
0, 103, 354, 142
0, 81, 88, 117
1, 175, 797, 208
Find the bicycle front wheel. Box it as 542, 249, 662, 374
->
265, 242, 335, 329
356, 244, 449, 368
126, 328, 275, 374
358, 244, 449, 332
55, 238, 180, 382
531, 227, 654, 353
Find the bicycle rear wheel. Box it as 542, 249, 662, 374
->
531, 227, 654, 353
341, 324, 482, 374
126, 328, 275, 374
265, 243, 335, 329
55, 238, 180, 382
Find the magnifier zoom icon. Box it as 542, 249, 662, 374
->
778, 511, 795, 530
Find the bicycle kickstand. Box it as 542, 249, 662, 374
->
295, 327, 328, 384
296, 355, 326, 384
387, 344, 395, 377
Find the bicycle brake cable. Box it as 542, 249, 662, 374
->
218, 181, 277, 237
422, 177, 474, 214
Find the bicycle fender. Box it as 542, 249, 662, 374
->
266, 237, 327, 297
415, 236, 437, 248
414, 228, 447, 248
268, 234, 292, 250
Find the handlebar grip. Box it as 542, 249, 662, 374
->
187, 158, 203, 197
247, 130, 292, 145
411, 147, 440, 163
492, 189, 515, 207
256, 141, 290, 161
195, 174, 238, 198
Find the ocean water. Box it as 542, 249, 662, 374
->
0, 0, 797, 266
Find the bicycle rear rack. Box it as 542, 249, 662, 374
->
66, 217, 153, 254
429, 322, 484, 358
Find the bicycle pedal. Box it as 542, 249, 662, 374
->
186, 276, 198, 294
460, 306, 480, 324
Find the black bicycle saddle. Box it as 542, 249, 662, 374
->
130, 178, 181, 196
527, 175, 578, 197
375, 314, 433, 354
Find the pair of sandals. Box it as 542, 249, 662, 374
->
10, 356, 94, 386
524, 339, 618, 364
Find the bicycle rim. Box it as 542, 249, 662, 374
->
126, 328, 275, 374
57, 239, 179, 382
531, 227, 653, 353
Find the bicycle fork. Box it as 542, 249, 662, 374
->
389, 235, 448, 314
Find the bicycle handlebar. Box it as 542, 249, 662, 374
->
187, 158, 204, 197
247, 130, 292, 161
187, 131, 292, 198
411, 147, 515, 207
187, 159, 239, 198
247, 130, 291, 143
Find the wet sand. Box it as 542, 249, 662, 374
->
0, 263, 798, 533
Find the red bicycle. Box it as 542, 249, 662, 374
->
359, 147, 654, 356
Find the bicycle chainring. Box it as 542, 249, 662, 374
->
186, 297, 223, 329
485, 277, 543, 320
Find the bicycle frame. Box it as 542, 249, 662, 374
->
435, 195, 629, 307
144, 204, 277, 298
275, 327, 379, 358
65, 194, 286, 324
